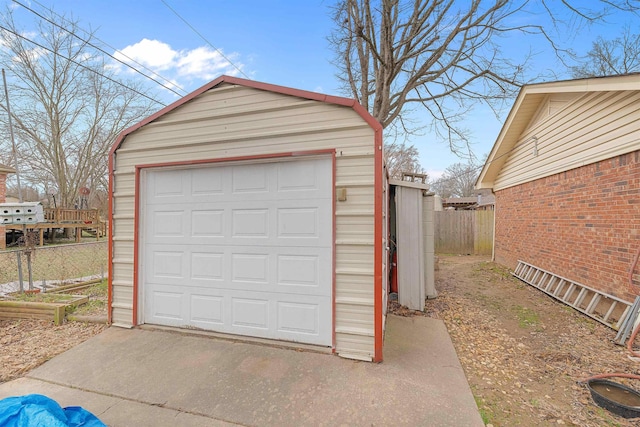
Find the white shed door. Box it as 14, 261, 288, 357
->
142, 157, 332, 346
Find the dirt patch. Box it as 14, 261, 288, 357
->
393, 255, 640, 426
0, 320, 106, 383
0, 281, 108, 383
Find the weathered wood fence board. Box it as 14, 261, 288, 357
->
474, 211, 494, 255
435, 210, 494, 255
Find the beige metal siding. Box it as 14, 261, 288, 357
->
494, 90, 640, 190
526, 93, 583, 131
112, 84, 377, 359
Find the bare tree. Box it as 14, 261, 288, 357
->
329, 0, 640, 156
384, 141, 425, 179
0, 8, 157, 209
430, 162, 480, 198
5, 183, 40, 202
571, 26, 640, 78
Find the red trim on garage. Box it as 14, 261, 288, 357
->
107, 154, 114, 324
331, 151, 337, 353
373, 125, 385, 363
132, 168, 141, 325
347, 101, 386, 361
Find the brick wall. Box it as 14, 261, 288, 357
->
0, 173, 5, 249
495, 150, 640, 302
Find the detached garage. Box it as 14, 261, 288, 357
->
109, 76, 386, 361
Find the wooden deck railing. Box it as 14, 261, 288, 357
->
2, 208, 106, 247
44, 208, 100, 224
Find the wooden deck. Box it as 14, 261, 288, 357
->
3, 208, 106, 246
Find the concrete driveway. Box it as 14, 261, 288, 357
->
0, 315, 483, 426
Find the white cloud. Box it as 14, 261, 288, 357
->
112, 39, 243, 87
114, 39, 177, 71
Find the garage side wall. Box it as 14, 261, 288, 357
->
495, 150, 640, 302
112, 84, 378, 359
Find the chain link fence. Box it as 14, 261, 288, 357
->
0, 241, 107, 295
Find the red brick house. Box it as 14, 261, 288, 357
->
0, 163, 16, 249
476, 74, 640, 302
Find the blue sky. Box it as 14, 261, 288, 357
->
7, 0, 639, 179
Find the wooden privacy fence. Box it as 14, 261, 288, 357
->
435, 210, 494, 255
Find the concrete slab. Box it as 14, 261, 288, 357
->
0, 315, 483, 426
0, 377, 233, 426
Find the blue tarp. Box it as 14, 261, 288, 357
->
0, 394, 106, 427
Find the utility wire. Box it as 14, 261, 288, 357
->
0, 24, 166, 106
29, 0, 187, 95
160, 0, 249, 79
15, 0, 187, 98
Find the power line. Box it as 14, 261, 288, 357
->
0, 24, 166, 106
15, 0, 187, 98
160, 0, 249, 79
29, 0, 188, 95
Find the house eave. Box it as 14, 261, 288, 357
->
475, 73, 640, 190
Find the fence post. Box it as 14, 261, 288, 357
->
16, 251, 24, 292
25, 250, 33, 290
53, 305, 65, 325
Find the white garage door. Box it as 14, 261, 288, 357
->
141, 157, 333, 346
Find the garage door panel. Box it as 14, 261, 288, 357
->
277, 301, 320, 336
231, 164, 269, 193
274, 202, 331, 246
191, 168, 224, 196
231, 297, 269, 330
275, 295, 331, 344
277, 207, 317, 237
150, 290, 184, 321
190, 294, 224, 325
152, 210, 186, 237
276, 248, 331, 296
277, 255, 318, 286
143, 157, 332, 346
191, 252, 224, 281
146, 286, 332, 344
232, 209, 269, 237
191, 210, 224, 237
146, 169, 189, 203
231, 253, 269, 284
178, 203, 332, 247
151, 250, 186, 279
277, 159, 332, 196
